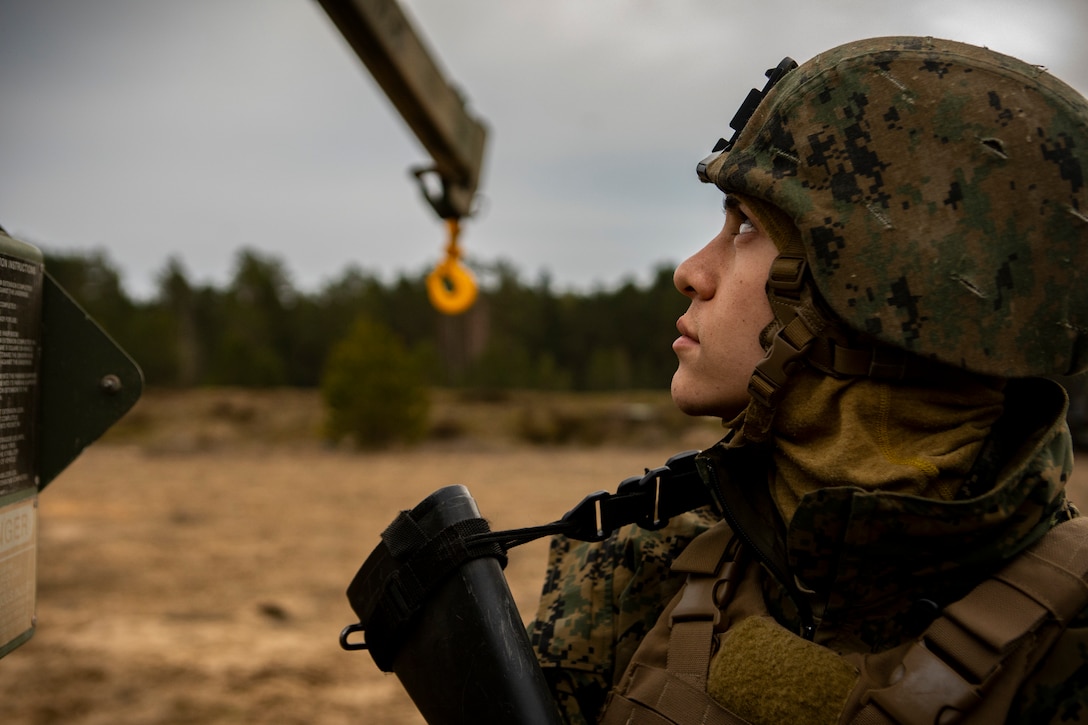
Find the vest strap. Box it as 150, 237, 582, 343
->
603, 511, 1088, 725
853, 516, 1088, 724
666, 527, 747, 687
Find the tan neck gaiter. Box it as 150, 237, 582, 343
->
770, 367, 1005, 523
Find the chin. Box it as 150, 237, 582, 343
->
671, 383, 717, 418
671, 375, 746, 420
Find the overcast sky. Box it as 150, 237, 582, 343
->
2, 0, 1087, 300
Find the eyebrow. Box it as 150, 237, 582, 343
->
723, 195, 744, 215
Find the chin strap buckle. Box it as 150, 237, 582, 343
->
749, 314, 819, 409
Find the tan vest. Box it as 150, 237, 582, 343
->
599, 517, 1088, 725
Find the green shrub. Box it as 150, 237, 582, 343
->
515, 404, 607, 445
320, 316, 430, 448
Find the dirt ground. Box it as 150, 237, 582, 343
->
0, 388, 723, 724
2, 388, 1086, 724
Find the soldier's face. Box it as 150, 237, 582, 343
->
671, 196, 778, 419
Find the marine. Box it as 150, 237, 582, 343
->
529, 36, 1088, 724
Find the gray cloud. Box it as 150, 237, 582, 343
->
2, 0, 1085, 299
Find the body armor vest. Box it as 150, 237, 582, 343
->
600, 517, 1088, 725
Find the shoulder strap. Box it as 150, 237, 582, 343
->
601, 522, 756, 725
666, 524, 747, 687
852, 516, 1088, 725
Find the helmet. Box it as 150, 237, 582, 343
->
699, 36, 1088, 382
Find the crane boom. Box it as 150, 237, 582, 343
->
317, 0, 488, 219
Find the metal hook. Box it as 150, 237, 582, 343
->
339, 622, 369, 651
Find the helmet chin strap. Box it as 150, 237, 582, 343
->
729, 239, 829, 446
728, 236, 937, 447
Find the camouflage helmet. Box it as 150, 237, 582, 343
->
699, 36, 1088, 380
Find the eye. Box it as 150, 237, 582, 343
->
722, 196, 755, 234
732, 206, 758, 238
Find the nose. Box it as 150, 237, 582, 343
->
674, 237, 719, 300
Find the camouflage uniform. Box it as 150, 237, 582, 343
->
530, 377, 1088, 723
530, 36, 1088, 724
528, 507, 719, 721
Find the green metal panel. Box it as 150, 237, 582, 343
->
37, 272, 142, 489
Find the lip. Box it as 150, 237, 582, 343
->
673, 317, 698, 351
676, 317, 698, 342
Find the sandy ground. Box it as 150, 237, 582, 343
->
2, 389, 1086, 724
1, 385, 717, 725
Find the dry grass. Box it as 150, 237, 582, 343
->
4, 387, 1086, 724
2, 387, 724, 724
102, 386, 724, 452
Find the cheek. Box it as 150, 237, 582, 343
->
741, 281, 774, 330
736, 248, 778, 328
728, 271, 773, 330
721, 258, 776, 369
705, 289, 771, 374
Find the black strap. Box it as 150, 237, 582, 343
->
341, 450, 716, 666
469, 449, 713, 550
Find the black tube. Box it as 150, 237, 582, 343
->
346, 485, 563, 725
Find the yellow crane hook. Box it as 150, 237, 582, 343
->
426, 218, 478, 315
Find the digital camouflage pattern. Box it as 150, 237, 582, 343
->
529, 378, 1088, 723
700, 36, 1088, 378
528, 508, 719, 724
719, 377, 1074, 655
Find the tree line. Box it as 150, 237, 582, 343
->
44, 247, 689, 391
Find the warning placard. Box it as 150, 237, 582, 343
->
0, 494, 36, 655
0, 252, 41, 499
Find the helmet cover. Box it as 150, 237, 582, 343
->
701, 36, 1088, 377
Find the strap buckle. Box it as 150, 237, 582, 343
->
768, 255, 807, 294
669, 538, 745, 627
557, 490, 613, 542
862, 640, 983, 725
749, 317, 813, 408
617, 465, 670, 530
557, 450, 709, 541
669, 575, 725, 626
